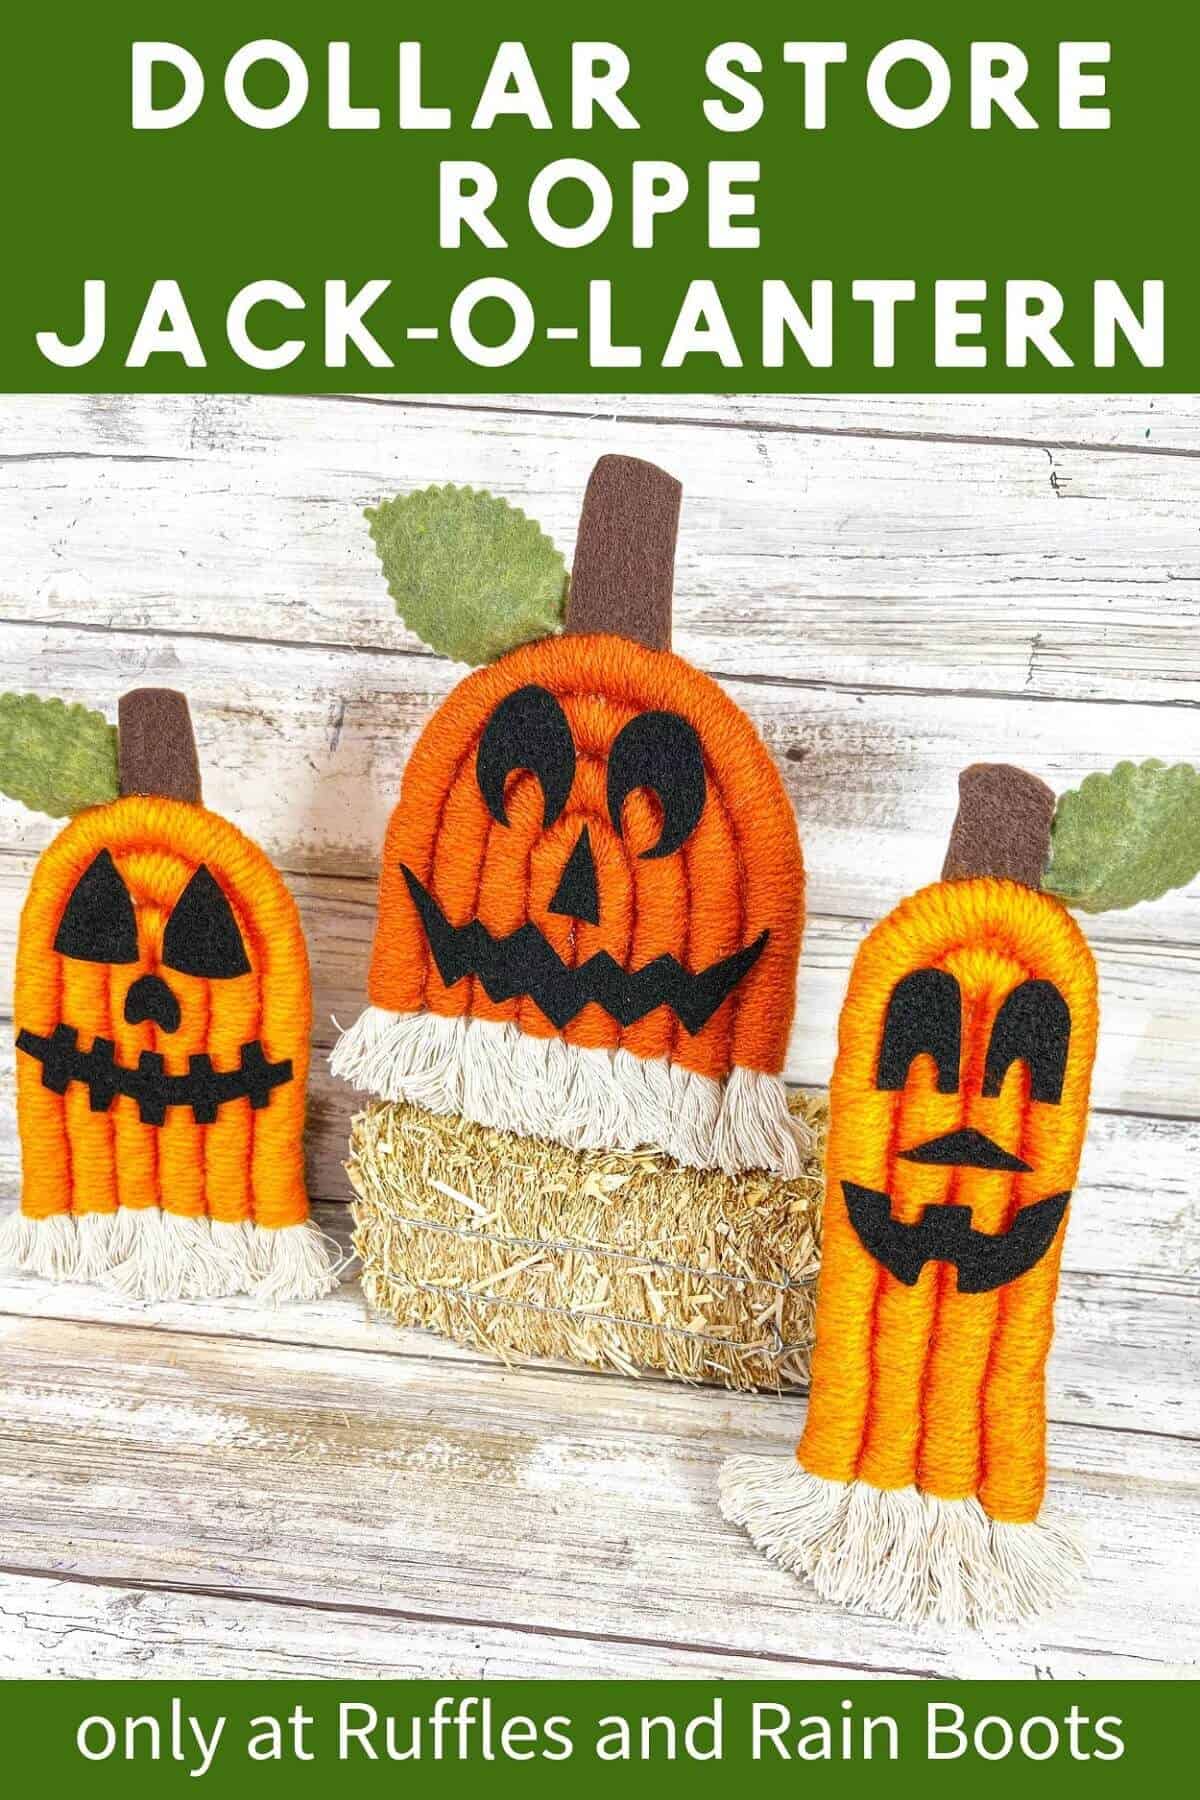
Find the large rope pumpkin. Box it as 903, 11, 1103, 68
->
0, 688, 336, 1301
722, 757, 1200, 1624
334, 457, 807, 1177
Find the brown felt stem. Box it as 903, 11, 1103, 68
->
564, 454, 682, 651
118, 689, 202, 805
941, 763, 1057, 889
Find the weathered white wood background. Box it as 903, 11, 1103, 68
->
0, 392, 1196, 1680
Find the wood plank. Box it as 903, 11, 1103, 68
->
0, 1567, 1180, 1682
0, 1311, 1193, 1678
3, 394, 1200, 704
337, 393, 1200, 453
10, 391, 1200, 453
2, 623, 1198, 951
1, 1569, 879, 1679
0, 1198, 1194, 1444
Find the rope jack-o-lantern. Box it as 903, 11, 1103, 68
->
0, 688, 336, 1301
722, 756, 1200, 1624
333, 457, 807, 1176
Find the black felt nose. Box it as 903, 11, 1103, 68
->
899, 1125, 1031, 1173
124, 973, 182, 1033
548, 825, 600, 925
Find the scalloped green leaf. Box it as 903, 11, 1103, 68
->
0, 693, 119, 819
365, 484, 567, 665
1044, 759, 1200, 913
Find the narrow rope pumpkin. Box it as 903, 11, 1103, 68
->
721, 758, 1200, 1625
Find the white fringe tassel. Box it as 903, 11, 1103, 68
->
719, 1456, 1084, 1627
330, 1006, 810, 1176
0, 1208, 342, 1304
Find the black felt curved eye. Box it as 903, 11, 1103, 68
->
607, 711, 706, 860
162, 865, 251, 979
477, 685, 576, 829
982, 979, 1070, 1104
877, 969, 962, 1094
54, 849, 139, 964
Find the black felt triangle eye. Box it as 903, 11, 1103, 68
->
54, 849, 139, 964
162, 865, 251, 979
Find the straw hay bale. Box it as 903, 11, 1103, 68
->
348, 1092, 827, 1390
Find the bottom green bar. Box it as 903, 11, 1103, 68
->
0, 1680, 1177, 1794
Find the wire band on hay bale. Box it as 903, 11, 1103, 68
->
349, 1093, 827, 1390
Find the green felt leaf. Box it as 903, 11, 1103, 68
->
365, 484, 567, 665
0, 693, 119, 818
1044, 759, 1200, 913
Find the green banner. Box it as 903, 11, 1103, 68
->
0, 1681, 1178, 1790
0, 2, 1189, 389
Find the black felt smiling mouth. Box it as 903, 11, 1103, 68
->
16, 1025, 292, 1127
402, 864, 768, 1034
843, 1180, 1069, 1293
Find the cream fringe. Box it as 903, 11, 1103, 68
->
330, 1006, 810, 1177
719, 1456, 1084, 1627
0, 1207, 342, 1303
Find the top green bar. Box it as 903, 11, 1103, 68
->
0, 0, 1184, 390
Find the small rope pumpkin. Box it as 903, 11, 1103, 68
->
0, 689, 337, 1302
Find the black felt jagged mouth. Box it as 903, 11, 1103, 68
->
401, 864, 768, 1034
16, 1025, 293, 1127
842, 1180, 1070, 1294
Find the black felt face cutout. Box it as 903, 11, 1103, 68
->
845, 967, 1075, 1293
606, 710, 705, 859
477, 685, 576, 830
982, 980, 1070, 1103
53, 849, 139, 964
843, 1183, 1069, 1295
402, 684, 766, 1034
162, 866, 252, 979
54, 854, 251, 980
876, 970, 1071, 1107
877, 969, 961, 1095
475, 685, 707, 859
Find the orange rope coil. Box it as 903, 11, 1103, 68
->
798, 876, 1098, 1524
